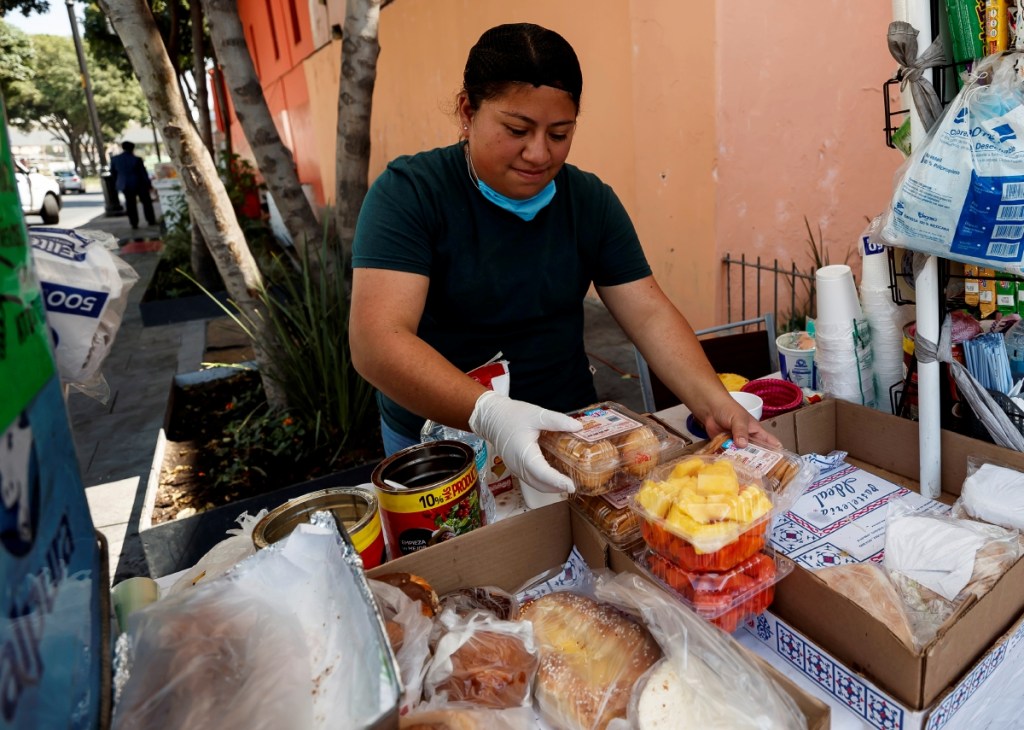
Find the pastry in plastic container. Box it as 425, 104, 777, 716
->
539, 401, 687, 496
569, 487, 643, 551
696, 433, 816, 516
631, 455, 773, 571
641, 550, 793, 633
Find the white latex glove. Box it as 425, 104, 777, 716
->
469, 391, 583, 494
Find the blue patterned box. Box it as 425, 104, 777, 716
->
744, 609, 1024, 729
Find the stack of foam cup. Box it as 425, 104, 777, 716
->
859, 232, 909, 413
815, 264, 877, 408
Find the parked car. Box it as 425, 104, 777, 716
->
54, 169, 85, 194
14, 161, 61, 224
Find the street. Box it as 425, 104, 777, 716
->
24, 189, 112, 230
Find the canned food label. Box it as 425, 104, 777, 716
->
377, 469, 477, 513
350, 510, 387, 569
573, 407, 642, 443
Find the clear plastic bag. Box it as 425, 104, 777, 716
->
423, 608, 538, 709
884, 496, 1021, 651
594, 572, 806, 730
399, 704, 534, 729
877, 52, 1024, 273
165, 509, 267, 595
369, 578, 434, 714
113, 522, 400, 729
952, 455, 1024, 531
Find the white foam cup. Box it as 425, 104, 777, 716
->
816, 265, 863, 326
776, 331, 818, 389
730, 391, 764, 420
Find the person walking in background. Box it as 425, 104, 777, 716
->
109, 141, 156, 229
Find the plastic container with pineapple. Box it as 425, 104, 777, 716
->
539, 401, 687, 496
631, 454, 774, 572
696, 433, 817, 516
569, 483, 643, 551
640, 549, 793, 632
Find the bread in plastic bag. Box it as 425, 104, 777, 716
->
370, 578, 434, 714
423, 608, 538, 709
593, 571, 805, 730
113, 521, 399, 729
28, 227, 139, 401
877, 52, 1024, 274
399, 704, 534, 729
884, 496, 1021, 651
439, 585, 519, 620
815, 562, 917, 650
953, 456, 1024, 531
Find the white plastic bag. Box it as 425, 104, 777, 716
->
29, 227, 138, 400
954, 457, 1024, 531
879, 53, 1024, 272
165, 509, 267, 595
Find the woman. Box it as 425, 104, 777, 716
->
350, 23, 777, 494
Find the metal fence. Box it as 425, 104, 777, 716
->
722, 253, 816, 334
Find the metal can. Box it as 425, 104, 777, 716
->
251, 487, 387, 569
372, 441, 482, 557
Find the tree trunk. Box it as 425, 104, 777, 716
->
97, 0, 289, 410
335, 0, 383, 288
201, 0, 325, 266
189, 0, 221, 290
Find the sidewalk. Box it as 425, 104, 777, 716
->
65, 212, 643, 583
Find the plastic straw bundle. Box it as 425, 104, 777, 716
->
962, 332, 1014, 394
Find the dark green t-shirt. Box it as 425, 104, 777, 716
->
352, 143, 652, 439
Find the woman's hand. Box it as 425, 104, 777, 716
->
701, 394, 781, 448
469, 391, 583, 493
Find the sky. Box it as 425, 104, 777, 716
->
4, 0, 72, 36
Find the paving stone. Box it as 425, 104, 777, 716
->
85, 477, 140, 528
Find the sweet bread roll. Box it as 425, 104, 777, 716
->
400, 709, 481, 729
433, 630, 538, 708
615, 426, 660, 478
374, 572, 441, 616
520, 592, 662, 729
440, 586, 519, 620
548, 434, 619, 492
816, 563, 915, 650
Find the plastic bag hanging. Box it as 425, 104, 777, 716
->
887, 21, 948, 133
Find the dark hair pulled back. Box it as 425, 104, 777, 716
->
462, 23, 582, 112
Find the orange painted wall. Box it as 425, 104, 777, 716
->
250, 0, 903, 329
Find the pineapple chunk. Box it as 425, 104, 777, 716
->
669, 457, 705, 480
695, 465, 740, 497
637, 481, 673, 519
683, 502, 733, 524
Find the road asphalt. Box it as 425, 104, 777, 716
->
55, 203, 644, 584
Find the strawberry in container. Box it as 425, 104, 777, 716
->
642, 550, 793, 633
632, 455, 773, 571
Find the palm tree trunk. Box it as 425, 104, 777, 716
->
98, 0, 289, 410
201, 0, 325, 268
335, 0, 383, 288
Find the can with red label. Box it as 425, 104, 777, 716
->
372, 441, 482, 556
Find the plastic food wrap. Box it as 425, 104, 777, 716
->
696, 433, 817, 517
640, 550, 792, 633
539, 402, 687, 496
884, 497, 1021, 651
370, 578, 434, 714
439, 585, 519, 621
113, 523, 400, 729
423, 609, 538, 709
953, 457, 1024, 531
814, 562, 917, 650
399, 704, 534, 729
632, 455, 773, 570
569, 488, 643, 549
519, 591, 662, 729
28, 227, 139, 401
593, 572, 805, 730
165, 509, 267, 595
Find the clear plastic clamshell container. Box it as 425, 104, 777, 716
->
640, 549, 794, 633
539, 401, 687, 496
696, 434, 817, 517
569, 484, 643, 550
631, 454, 774, 571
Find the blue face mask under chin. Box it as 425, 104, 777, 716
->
465, 145, 556, 221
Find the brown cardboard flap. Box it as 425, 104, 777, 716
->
762, 410, 799, 451
793, 399, 839, 456
368, 502, 575, 594
754, 656, 831, 730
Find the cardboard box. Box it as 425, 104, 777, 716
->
742, 609, 1024, 730
760, 399, 1024, 710
369, 501, 830, 729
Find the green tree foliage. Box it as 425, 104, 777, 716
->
0, 0, 48, 15
0, 20, 34, 100
4, 33, 148, 172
